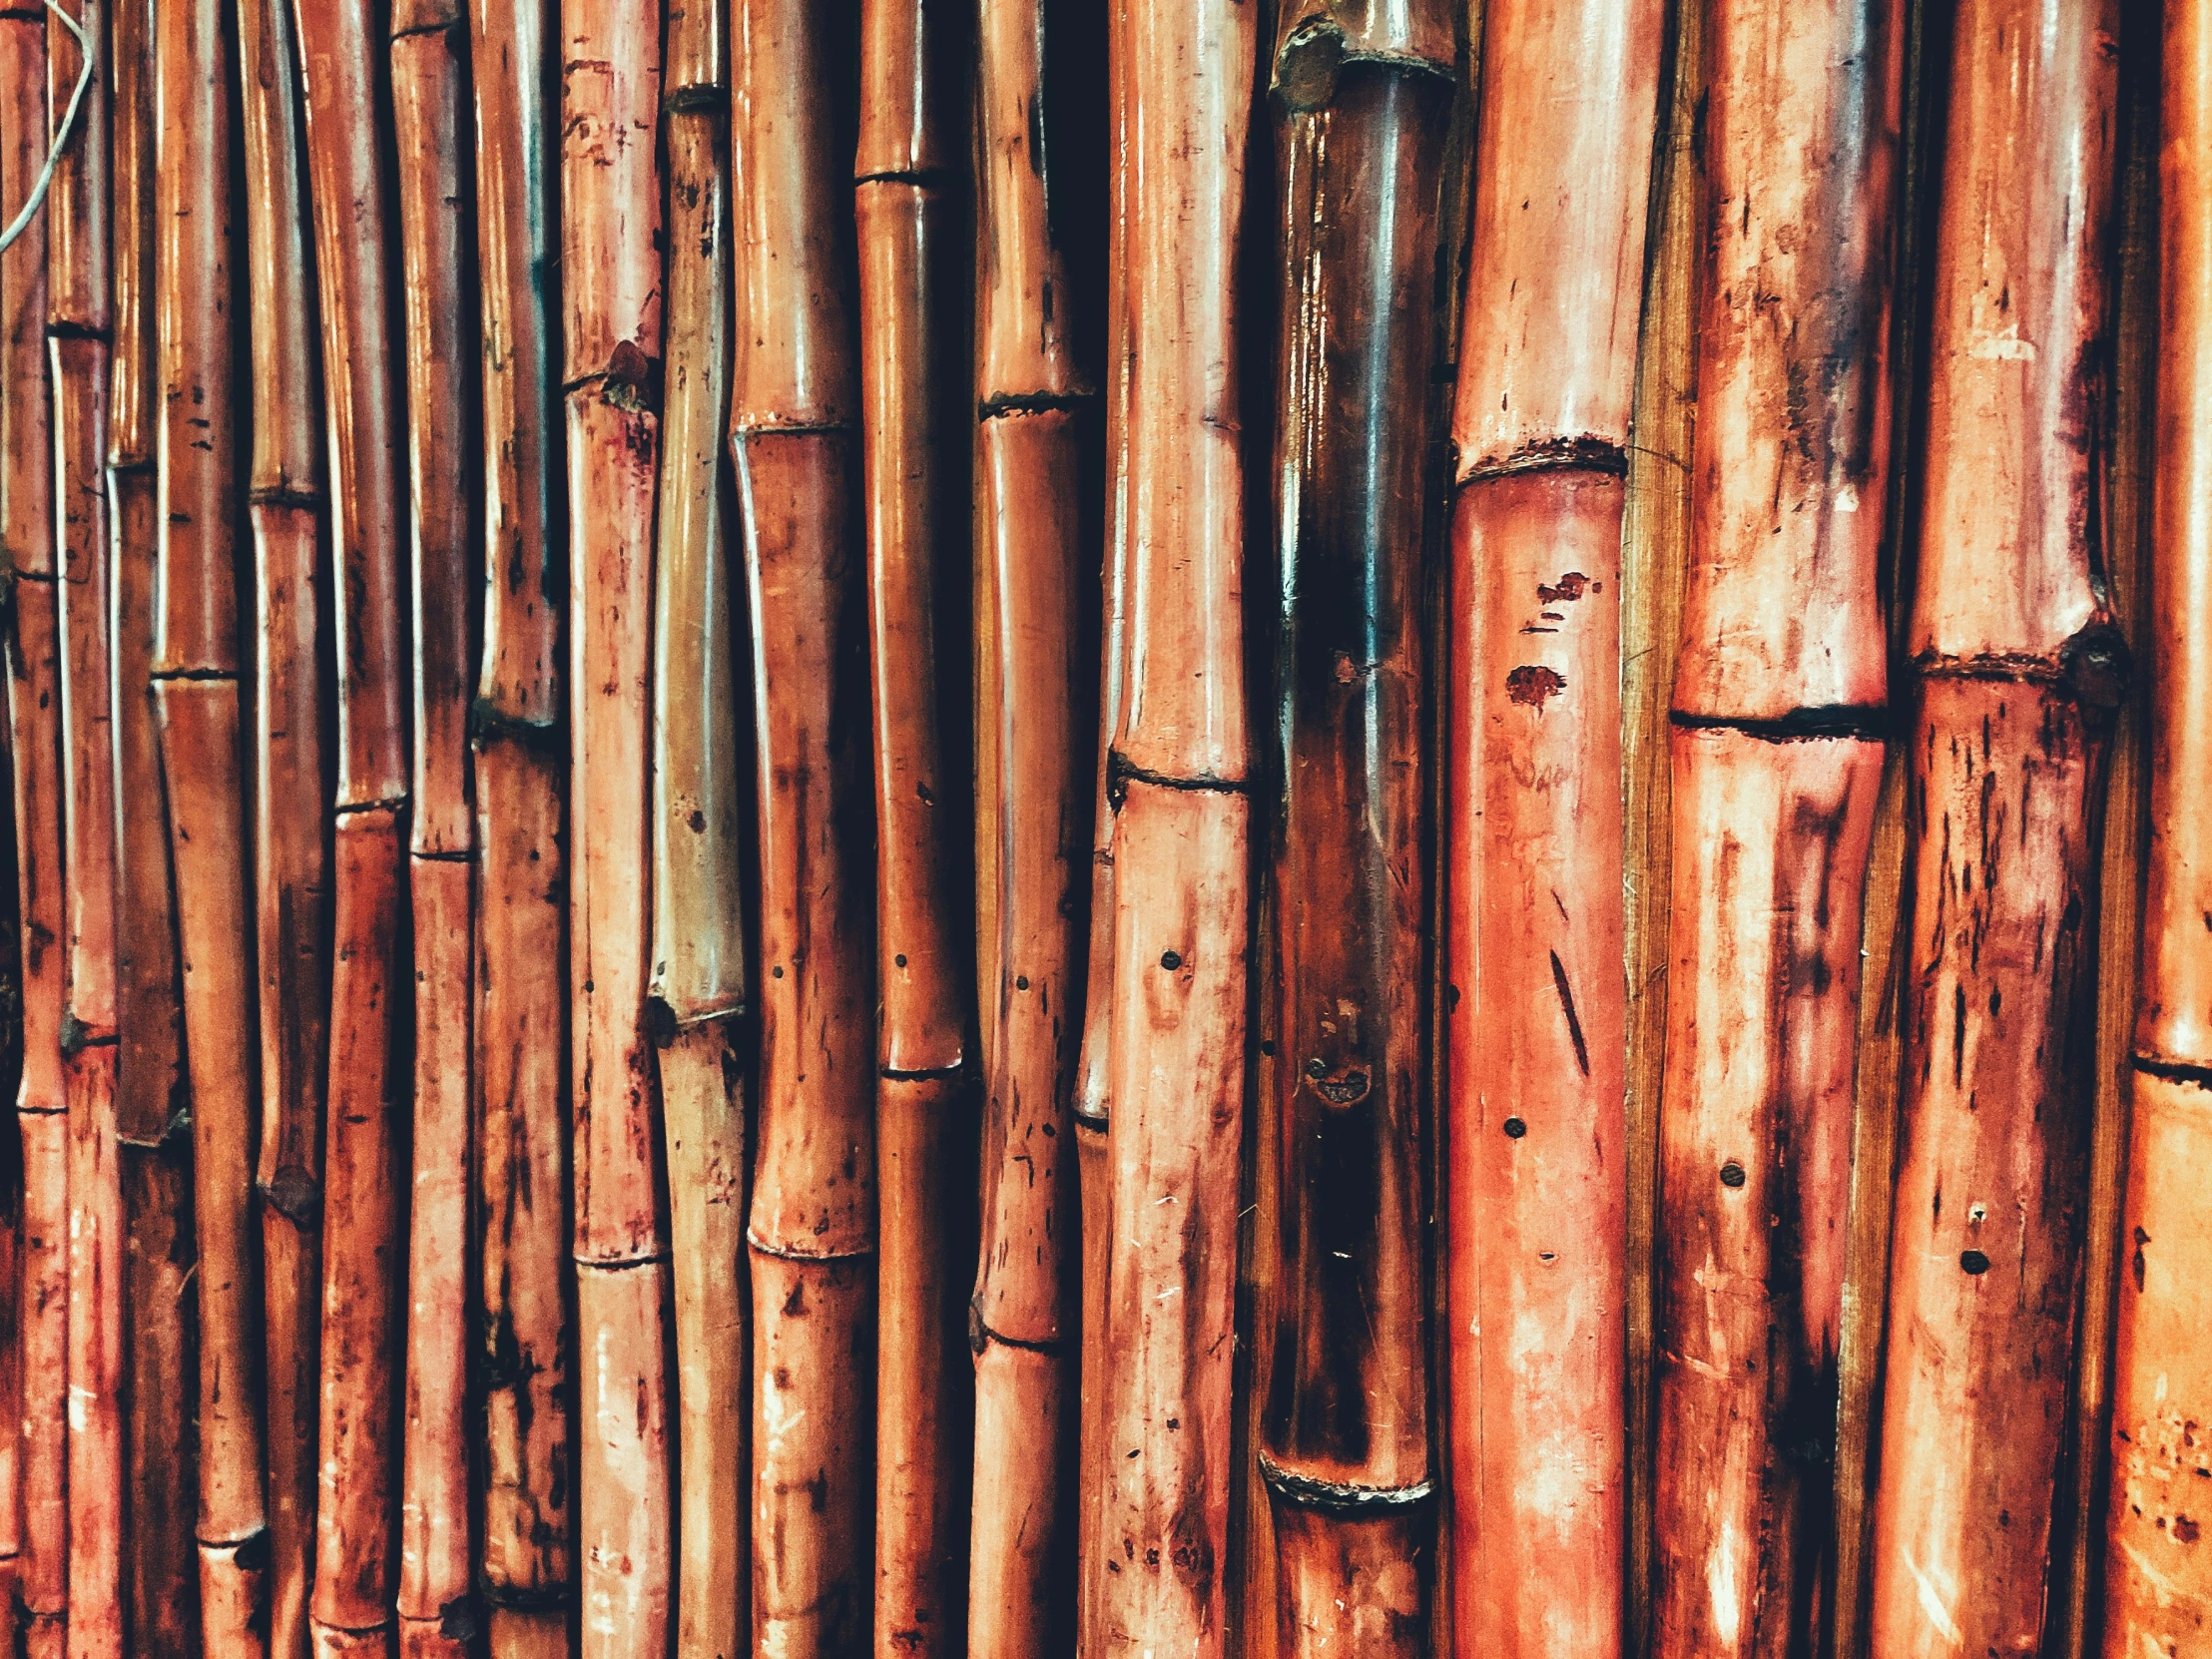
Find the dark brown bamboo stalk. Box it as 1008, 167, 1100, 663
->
391, 7, 477, 1655
1262, 5, 1452, 1653
856, 1, 973, 1652
289, 2, 412, 1649
652, 15, 747, 1659
467, 2, 572, 1652
966, 0, 1099, 1647
236, 0, 328, 1643
732, 3, 876, 1651
1651, 0, 1905, 1652
1866, 3, 2123, 1649
153, 0, 270, 1645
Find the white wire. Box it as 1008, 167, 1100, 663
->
0, 1, 94, 257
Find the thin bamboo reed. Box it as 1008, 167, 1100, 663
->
1866, 2, 2124, 1649
652, 8, 747, 1658
153, 0, 269, 1645
1258, 5, 1452, 1653
732, 3, 877, 1651
0, 758, 19, 1632
391, 9, 477, 1655
965, 0, 1100, 1646
1651, 0, 1905, 1651
290, 1, 412, 1648
467, 2, 573, 1651
856, 1, 973, 1651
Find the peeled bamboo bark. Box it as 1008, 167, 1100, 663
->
1651, 0, 1904, 1651
289, 1, 412, 1648
1866, 4, 2123, 1650
391, 10, 477, 1656
732, 4, 877, 1651
856, 2, 973, 1652
467, 3, 573, 1651
1090, 0, 1255, 1652
965, 0, 1099, 1646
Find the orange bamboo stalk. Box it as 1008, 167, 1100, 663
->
2103, 2, 2212, 1646
965, 0, 1100, 1647
1443, 0, 1662, 1650
1866, 3, 2123, 1649
856, 0, 973, 1652
153, 0, 270, 1645
1261, 5, 1454, 1653
653, 17, 748, 1659
467, 2, 572, 1652
731, 4, 877, 1651
289, 1, 413, 1649
1651, 0, 1905, 1651
391, 7, 477, 1656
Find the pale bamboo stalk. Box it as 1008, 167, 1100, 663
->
732, 4, 877, 1652
467, 2, 573, 1651
289, 1, 413, 1649
0, 751, 21, 1628
391, 9, 477, 1656
653, 16, 747, 1658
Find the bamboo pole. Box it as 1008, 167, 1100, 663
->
1865, 1, 2124, 1649
467, 1, 572, 1651
731, 3, 877, 1651
153, 0, 270, 1645
652, 5, 747, 1655
391, 7, 477, 1655
289, 1, 413, 1648
1256, 4, 1451, 1653
1650, 0, 1905, 1650
1088, 0, 1255, 1651
856, 0, 974, 1651
965, 0, 1100, 1644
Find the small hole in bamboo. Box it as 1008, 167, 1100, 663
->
1719, 1161, 1747, 1188
1160, 950, 1182, 970
1502, 1118, 1526, 1139
1960, 1250, 1990, 1275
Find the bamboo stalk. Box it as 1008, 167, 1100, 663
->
965, 0, 1100, 1645
731, 4, 876, 1651
467, 1, 573, 1651
1650, 0, 1905, 1650
391, 8, 477, 1655
153, 0, 270, 1644
1255, 4, 1452, 1653
652, 8, 747, 1657
1865, 2, 2124, 1649
856, 1, 974, 1652
289, 0, 412, 1648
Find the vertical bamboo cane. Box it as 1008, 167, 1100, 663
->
731, 3, 876, 1651
467, 1, 573, 1651
966, 0, 1100, 1646
1865, 3, 2124, 1650
236, 0, 329, 1642
1650, 0, 1905, 1651
391, 8, 477, 1655
856, 0, 973, 1652
1444, 0, 1663, 1649
289, 1, 413, 1649
106, 0, 199, 1644
1090, 0, 1255, 1651
49, 2, 120, 1652
652, 6, 747, 1656
154, 0, 271, 1645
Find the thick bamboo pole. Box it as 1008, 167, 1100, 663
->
1089, 0, 1255, 1651
391, 8, 476, 1656
1651, 0, 1904, 1651
856, 1, 973, 1652
966, 0, 1099, 1646
153, 0, 270, 1646
652, 7, 747, 1656
731, 4, 876, 1651
1261, 4, 1451, 1653
1866, 2, 2124, 1650
467, 2, 572, 1652
289, 1, 413, 1649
